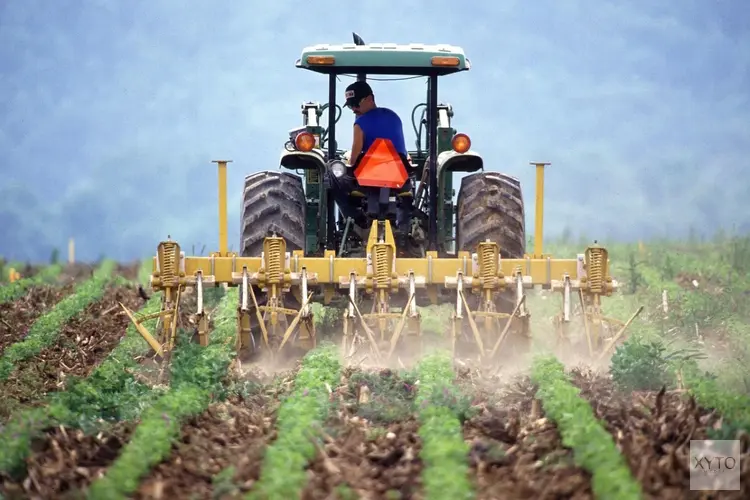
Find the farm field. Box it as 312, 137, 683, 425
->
1, 237, 749, 499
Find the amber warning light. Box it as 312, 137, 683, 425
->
431, 56, 460, 66
353, 139, 409, 189
307, 55, 335, 65
452, 133, 471, 153
295, 132, 316, 152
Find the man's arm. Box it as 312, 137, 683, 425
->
348, 124, 364, 166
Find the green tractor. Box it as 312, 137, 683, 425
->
240, 33, 525, 265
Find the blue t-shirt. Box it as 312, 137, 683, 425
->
355, 107, 407, 157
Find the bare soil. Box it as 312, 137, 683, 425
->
463, 375, 594, 500
0, 421, 136, 500
115, 261, 142, 281
304, 418, 423, 500
302, 368, 424, 500
569, 368, 750, 500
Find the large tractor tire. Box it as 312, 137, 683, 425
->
456, 171, 526, 258
455, 171, 528, 360
240, 171, 306, 256
239, 171, 307, 361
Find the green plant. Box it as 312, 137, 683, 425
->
212, 466, 240, 499
682, 362, 750, 440
727, 236, 750, 274
87, 386, 210, 500
626, 252, 644, 294
0, 260, 158, 478
311, 302, 343, 338
347, 369, 418, 424
51, 293, 165, 428
662, 253, 676, 281
609, 336, 674, 392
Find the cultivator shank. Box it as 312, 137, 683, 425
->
119, 239, 190, 356
235, 235, 317, 353
550, 244, 644, 361
340, 220, 424, 362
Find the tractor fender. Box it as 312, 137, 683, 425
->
279, 148, 327, 172
436, 149, 483, 177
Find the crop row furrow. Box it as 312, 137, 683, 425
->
0, 260, 116, 381
415, 352, 473, 500
530, 355, 642, 500
248, 343, 342, 500
85, 287, 239, 500
0, 264, 63, 305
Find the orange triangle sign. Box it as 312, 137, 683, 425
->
353, 138, 409, 189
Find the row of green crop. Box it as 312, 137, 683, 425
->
0, 260, 117, 381
86, 287, 240, 500
0, 259, 158, 478
414, 353, 473, 500
531, 356, 642, 500
0, 264, 64, 304
248, 343, 342, 500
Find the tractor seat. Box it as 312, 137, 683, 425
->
350, 190, 366, 198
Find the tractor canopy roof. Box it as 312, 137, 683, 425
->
296, 42, 470, 76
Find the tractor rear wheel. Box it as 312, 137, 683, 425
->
456, 171, 525, 258
456, 171, 528, 360
240, 171, 306, 256
239, 171, 308, 360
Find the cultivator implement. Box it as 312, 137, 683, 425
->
121, 35, 641, 366
121, 160, 639, 365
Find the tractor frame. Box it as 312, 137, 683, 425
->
279, 33, 481, 257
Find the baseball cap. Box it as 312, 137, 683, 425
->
344, 81, 373, 108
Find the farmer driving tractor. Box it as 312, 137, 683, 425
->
343, 80, 408, 163
327, 80, 415, 237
